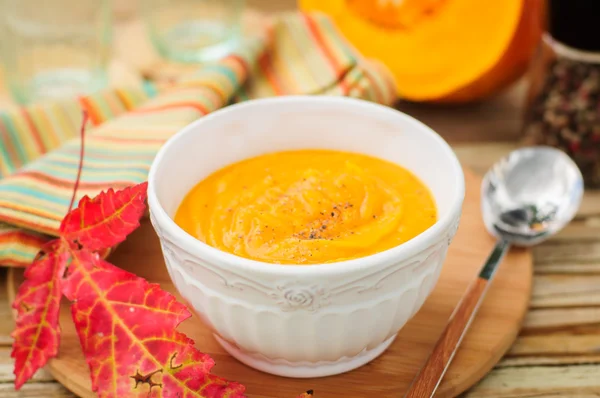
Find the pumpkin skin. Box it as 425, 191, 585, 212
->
437, 0, 545, 103
299, 0, 544, 103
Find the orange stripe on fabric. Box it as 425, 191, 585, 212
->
0, 122, 20, 173
0, 212, 59, 235
226, 54, 251, 79
0, 202, 64, 222
20, 109, 46, 154
0, 231, 49, 247
303, 14, 344, 71
303, 14, 349, 95
115, 89, 138, 111
103, 90, 123, 116
177, 80, 229, 102
55, 102, 78, 143
61, 148, 155, 161
365, 68, 384, 102
132, 101, 209, 114
38, 110, 61, 149
14, 171, 138, 190
78, 96, 103, 126
376, 65, 398, 103
258, 51, 285, 95
168, 86, 220, 111
0, 259, 31, 267
89, 136, 166, 145
319, 16, 396, 104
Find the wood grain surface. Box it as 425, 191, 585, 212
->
6, 168, 533, 398
1, 2, 600, 397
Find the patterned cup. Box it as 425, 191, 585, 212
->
148, 96, 465, 378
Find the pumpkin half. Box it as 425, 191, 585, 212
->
299, 0, 544, 103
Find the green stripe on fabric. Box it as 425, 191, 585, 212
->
0, 185, 71, 206
196, 64, 239, 89
0, 113, 26, 169
2, 247, 37, 259
0, 247, 39, 266
26, 109, 55, 152
320, 14, 356, 61
142, 80, 158, 98
285, 16, 329, 93
0, 126, 16, 176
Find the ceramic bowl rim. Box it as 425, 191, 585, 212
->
148, 95, 465, 276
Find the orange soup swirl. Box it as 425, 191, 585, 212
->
175, 150, 436, 265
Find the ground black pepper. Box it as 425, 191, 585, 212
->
522, 0, 600, 188
523, 58, 600, 187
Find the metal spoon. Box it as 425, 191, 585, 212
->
404, 146, 584, 398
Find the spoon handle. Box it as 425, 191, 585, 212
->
404, 240, 510, 398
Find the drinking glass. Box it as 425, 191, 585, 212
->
142, 0, 244, 63
0, 0, 112, 104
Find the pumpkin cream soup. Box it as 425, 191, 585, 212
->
175, 150, 436, 265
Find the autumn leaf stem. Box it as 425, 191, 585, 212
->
67, 111, 89, 213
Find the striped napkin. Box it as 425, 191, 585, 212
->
0, 12, 396, 267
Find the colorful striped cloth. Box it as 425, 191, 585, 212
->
0, 12, 396, 267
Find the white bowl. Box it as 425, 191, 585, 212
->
148, 96, 465, 378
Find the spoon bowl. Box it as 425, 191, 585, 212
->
482, 146, 584, 246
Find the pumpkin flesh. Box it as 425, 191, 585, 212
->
300, 0, 527, 102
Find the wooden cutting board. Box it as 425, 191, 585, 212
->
8, 168, 532, 397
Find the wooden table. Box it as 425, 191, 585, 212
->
2, 4, 600, 398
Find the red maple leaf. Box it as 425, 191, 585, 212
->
12, 111, 310, 397
10, 112, 247, 397
60, 183, 148, 252
63, 250, 245, 398
11, 249, 68, 389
